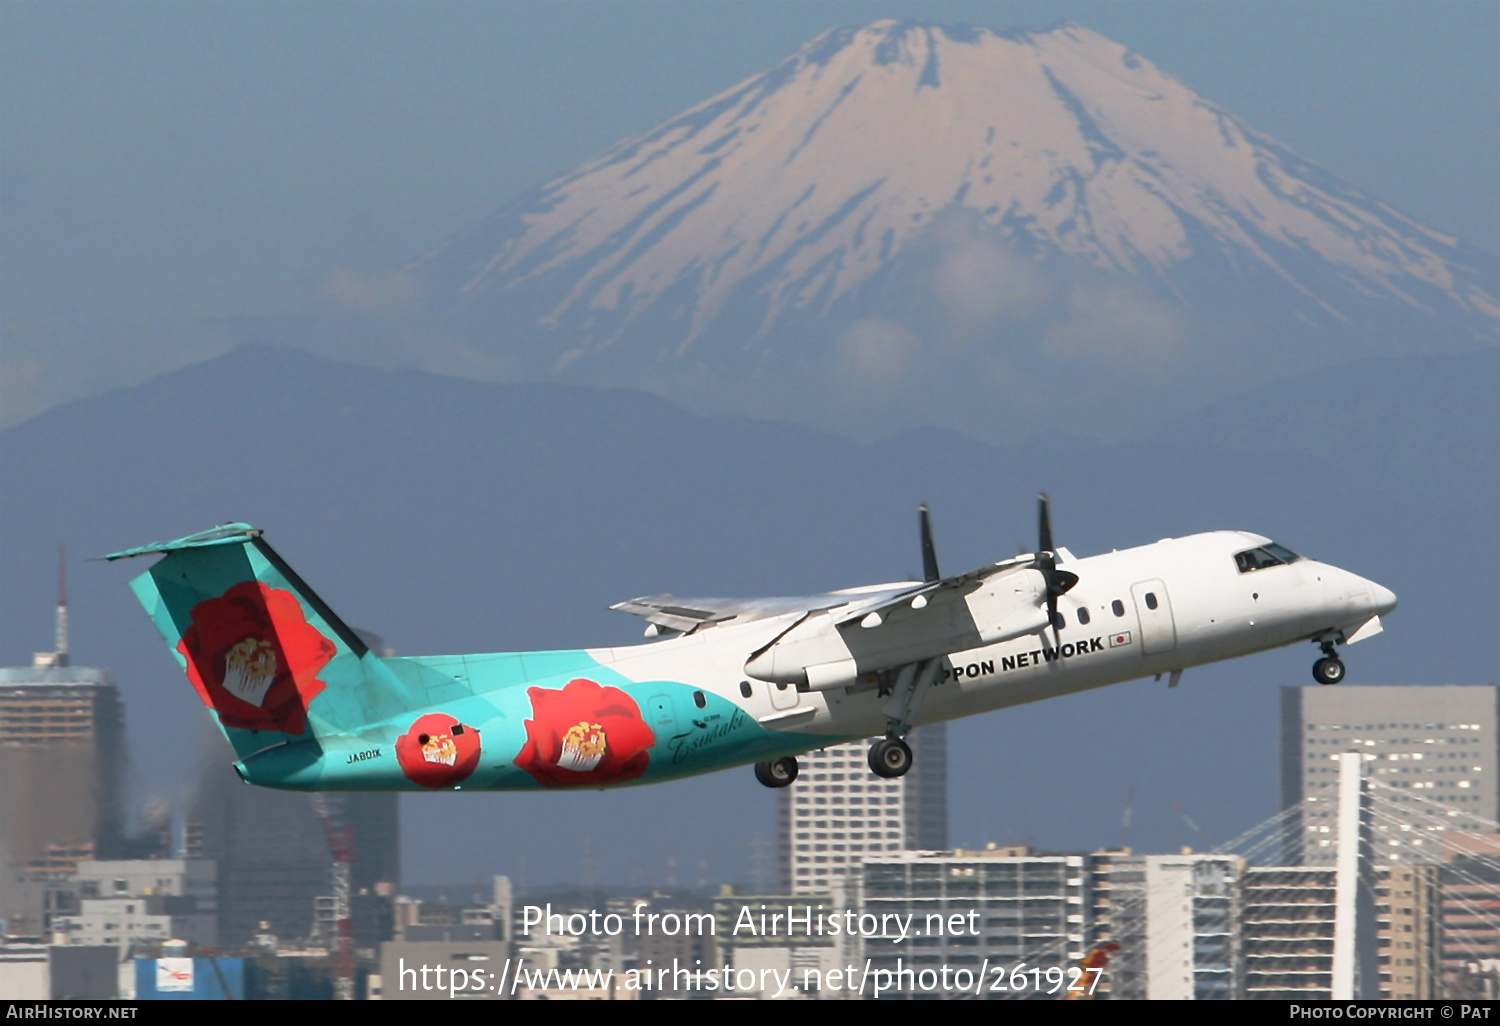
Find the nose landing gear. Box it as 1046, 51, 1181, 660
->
1312, 641, 1346, 686
754, 756, 799, 788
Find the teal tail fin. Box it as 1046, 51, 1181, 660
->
107, 524, 414, 759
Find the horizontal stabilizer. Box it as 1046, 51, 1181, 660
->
101, 523, 262, 561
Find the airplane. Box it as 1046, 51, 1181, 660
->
104, 496, 1397, 792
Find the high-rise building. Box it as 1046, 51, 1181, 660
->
1241, 866, 1337, 999
187, 760, 399, 948
0, 665, 124, 876
186, 761, 327, 947
1375, 862, 1440, 999
1084, 848, 1143, 999
1438, 833, 1500, 995
860, 847, 1088, 991
777, 725, 946, 894
1, 573, 125, 936
1242, 864, 1338, 1002
1281, 686, 1498, 866
1090, 851, 1242, 1000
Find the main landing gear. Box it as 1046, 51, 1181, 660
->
868, 736, 913, 779
1312, 641, 1346, 686
754, 756, 799, 788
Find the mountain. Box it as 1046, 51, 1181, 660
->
1, 346, 1492, 886
397, 20, 1499, 443
1153, 349, 1499, 515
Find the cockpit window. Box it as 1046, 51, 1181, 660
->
1234, 543, 1301, 574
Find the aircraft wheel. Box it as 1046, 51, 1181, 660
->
754, 756, 799, 788
869, 737, 913, 778
1313, 657, 1346, 686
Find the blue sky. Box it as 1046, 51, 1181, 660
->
2, 0, 1496, 422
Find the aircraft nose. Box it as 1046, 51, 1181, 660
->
1371, 581, 1398, 617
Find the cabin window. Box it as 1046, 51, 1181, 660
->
1145, 592, 1158, 610
1051, 610, 1067, 630
1111, 599, 1125, 617
693, 690, 707, 709
739, 681, 752, 698
1077, 607, 1091, 625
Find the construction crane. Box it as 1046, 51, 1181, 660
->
311, 794, 356, 1001
1172, 801, 1212, 850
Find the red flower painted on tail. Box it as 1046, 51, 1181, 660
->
176, 581, 333, 734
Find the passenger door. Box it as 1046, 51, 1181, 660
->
1131, 579, 1178, 655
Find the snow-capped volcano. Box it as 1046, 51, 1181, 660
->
406, 21, 1498, 441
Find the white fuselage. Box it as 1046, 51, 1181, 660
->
585, 531, 1397, 748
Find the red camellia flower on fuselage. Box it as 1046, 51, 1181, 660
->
395, 713, 482, 788
176, 581, 334, 735
514, 678, 656, 787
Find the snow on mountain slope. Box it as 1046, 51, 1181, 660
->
399, 21, 1497, 441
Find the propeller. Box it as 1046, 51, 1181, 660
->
919, 503, 941, 583
1036, 491, 1079, 628
915, 498, 1075, 628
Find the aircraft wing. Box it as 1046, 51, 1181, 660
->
610, 583, 921, 634
830, 554, 1040, 626
613, 555, 1038, 635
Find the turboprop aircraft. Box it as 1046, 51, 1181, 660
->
105, 497, 1396, 792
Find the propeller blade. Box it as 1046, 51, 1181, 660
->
919, 504, 941, 583
1038, 491, 1054, 557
